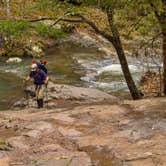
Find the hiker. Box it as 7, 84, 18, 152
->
25, 63, 49, 109
30, 59, 47, 74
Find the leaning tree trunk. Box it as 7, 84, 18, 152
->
157, 15, 166, 95
162, 28, 166, 94
106, 8, 141, 100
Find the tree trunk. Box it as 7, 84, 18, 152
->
151, 1, 166, 95
106, 8, 141, 100
162, 29, 166, 94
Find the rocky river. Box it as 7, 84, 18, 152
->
0, 42, 148, 110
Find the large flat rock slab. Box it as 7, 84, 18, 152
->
13, 82, 120, 109
0, 98, 166, 165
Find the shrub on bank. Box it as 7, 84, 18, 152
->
0, 20, 67, 57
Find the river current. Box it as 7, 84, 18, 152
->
0, 44, 157, 110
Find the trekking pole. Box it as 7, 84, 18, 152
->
45, 84, 48, 109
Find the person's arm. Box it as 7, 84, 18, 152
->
44, 76, 49, 84
25, 76, 31, 81
25, 72, 32, 82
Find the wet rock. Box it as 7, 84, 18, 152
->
12, 99, 26, 108
6, 57, 22, 63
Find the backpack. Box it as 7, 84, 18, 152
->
31, 59, 48, 74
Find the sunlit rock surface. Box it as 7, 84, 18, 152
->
0, 97, 165, 165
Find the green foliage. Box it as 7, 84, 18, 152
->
34, 0, 58, 12
82, 0, 131, 9
33, 22, 67, 39
0, 20, 30, 37
0, 20, 67, 39
35, 0, 76, 12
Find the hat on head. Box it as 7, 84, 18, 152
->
31, 63, 38, 71
31, 59, 36, 64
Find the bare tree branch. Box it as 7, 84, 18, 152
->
139, 32, 162, 49
150, 3, 160, 20
49, 12, 114, 43
60, 19, 83, 22
51, 11, 71, 26
29, 17, 56, 22
126, 17, 143, 37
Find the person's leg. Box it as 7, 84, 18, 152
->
38, 99, 43, 108
35, 85, 41, 108
38, 85, 45, 108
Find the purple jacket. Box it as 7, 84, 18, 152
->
29, 69, 47, 85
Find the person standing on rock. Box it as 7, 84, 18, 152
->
25, 63, 49, 109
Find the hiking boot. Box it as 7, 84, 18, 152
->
37, 99, 43, 109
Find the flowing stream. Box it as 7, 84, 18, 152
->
0, 44, 150, 110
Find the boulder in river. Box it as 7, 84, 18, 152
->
6, 57, 22, 63
12, 82, 121, 109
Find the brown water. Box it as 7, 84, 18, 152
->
0, 71, 23, 110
